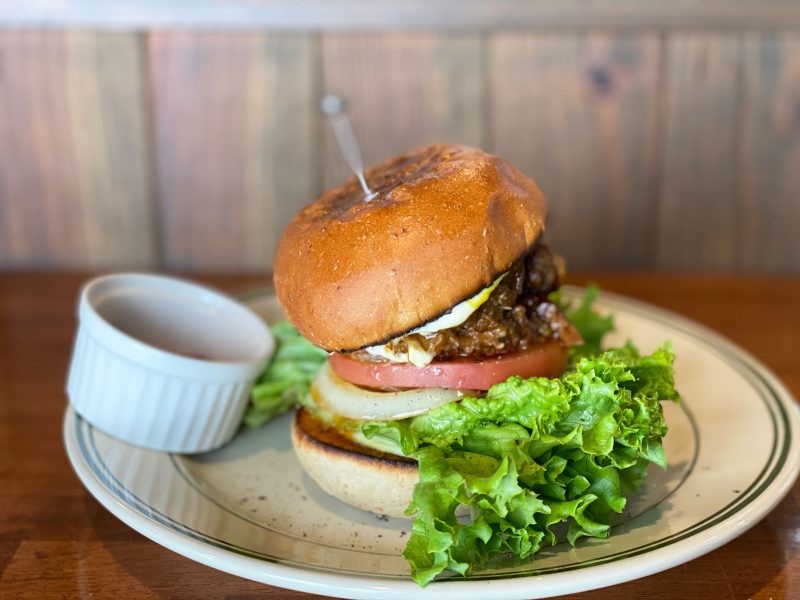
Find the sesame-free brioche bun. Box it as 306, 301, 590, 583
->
273, 143, 547, 352
291, 408, 417, 518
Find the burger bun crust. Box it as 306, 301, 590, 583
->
291, 409, 417, 519
273, 143, 547, 352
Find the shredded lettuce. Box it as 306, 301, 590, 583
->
243, 321, 327, 428
360, 343, 679, 585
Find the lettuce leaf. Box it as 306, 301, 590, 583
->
243, 321, 327, 428
361, 344, 679, 586
551, 283, 615, 361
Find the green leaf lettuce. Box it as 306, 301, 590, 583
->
551, 283, 615, 361
243, 321, 327, 428
360, 343, 679, 585
244, 288, 679, 587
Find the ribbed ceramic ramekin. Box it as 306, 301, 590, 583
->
66, 273, 274, 453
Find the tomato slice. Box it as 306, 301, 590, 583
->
329, 342, 568, 391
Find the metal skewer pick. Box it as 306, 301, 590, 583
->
321, 94, 376, 201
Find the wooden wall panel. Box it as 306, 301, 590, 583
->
656, 34, 743, 270
149, 32, 317, 271
321, 33, 484, 188
489, 33, 661, 270
4, 1, 800, 29
739, 34, 800, 272
0, 31, 154, 269
0, 28, 798, 274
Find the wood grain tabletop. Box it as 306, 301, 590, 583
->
1, 272, 798, 600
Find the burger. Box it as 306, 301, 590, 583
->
271, 143, 677, 585
275, 144, 578, 511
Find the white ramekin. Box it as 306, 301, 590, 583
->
66, 273, 274, 453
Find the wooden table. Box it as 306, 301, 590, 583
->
1, 272, 798, 599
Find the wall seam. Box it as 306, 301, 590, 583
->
137, 30, 165, 270
643, 28, 670, 269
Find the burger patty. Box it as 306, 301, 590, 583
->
354, 242, 582, 361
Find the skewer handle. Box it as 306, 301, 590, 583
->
321, 94, 375, 200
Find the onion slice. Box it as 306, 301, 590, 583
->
311, 363, 464, 421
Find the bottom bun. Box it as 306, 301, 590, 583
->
291, 408, 418, 519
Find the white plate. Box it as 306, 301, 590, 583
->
64, 287, 800, 599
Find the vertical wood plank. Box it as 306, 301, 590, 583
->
0, 31, 155, 269
656, 34, 743, 270
489, 33, 661, 270
739, 33, 800, 272
0, 32, 81, 267
149, 32, 317, 272
65, 31, 156, 269
321, 33, 484, 188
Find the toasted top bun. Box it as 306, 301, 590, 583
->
273, 143, 547, 352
